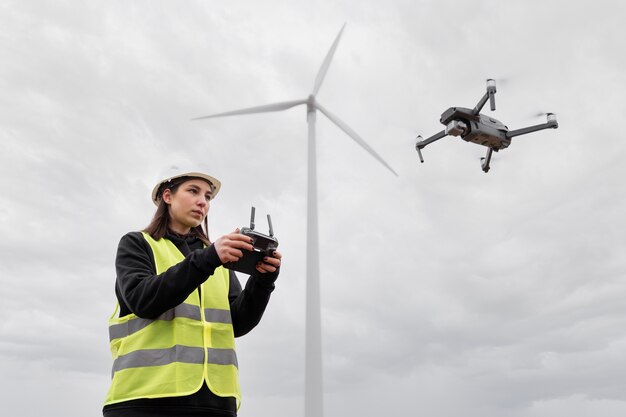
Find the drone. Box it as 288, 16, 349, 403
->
415, 79, 558, 172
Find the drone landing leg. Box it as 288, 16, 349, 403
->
415, 129, 447, 163
481, 148, 494, 173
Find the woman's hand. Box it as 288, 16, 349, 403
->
256, 250, 282, 274
214, 229, 255, 264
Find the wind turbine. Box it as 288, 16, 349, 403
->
193, 24, 397, 417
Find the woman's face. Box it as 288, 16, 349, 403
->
162, 178, 213, 235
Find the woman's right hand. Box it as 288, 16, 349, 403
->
213, 229, 255, 264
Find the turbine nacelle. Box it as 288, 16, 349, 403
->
306, 94, 316, 112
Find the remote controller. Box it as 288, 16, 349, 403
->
224, 206, 279, 275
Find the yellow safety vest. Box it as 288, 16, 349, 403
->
104, 232, 240, 406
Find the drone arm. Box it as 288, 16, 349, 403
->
472, 92, 491, 115
415, 129, 447, 163
416, 129, 447, 148
473, 79, 497, 114
506, 119, 558, 138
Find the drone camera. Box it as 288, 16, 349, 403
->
446, 120, 467, 137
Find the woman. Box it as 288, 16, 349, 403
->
103, 170, 282, 417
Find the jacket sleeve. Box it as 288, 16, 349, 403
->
228, 267, 279, 337
115, 232, 223, 319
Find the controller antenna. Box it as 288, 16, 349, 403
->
249, 206, 256, 230
267, 214, 274, 237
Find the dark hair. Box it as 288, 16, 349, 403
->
143, 178, 211, 245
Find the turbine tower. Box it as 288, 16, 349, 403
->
193, 24, 397, 417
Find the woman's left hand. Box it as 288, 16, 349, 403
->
256, 251, 282, 274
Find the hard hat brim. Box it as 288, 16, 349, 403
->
151, 172, 221, 205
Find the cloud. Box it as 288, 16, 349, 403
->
1, 1, 625, 417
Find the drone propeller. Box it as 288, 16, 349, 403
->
531, 112, 558, 123
490, 76, 512, 86
516, 111, 557, 125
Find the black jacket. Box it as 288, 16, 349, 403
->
103, 231, 278, 417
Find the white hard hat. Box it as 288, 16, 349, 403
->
151, 165, 222, 205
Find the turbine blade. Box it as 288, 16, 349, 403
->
316, 102, 398, 176
312, 23, 346, 96
192, 99, 307, 120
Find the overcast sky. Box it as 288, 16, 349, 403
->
1, 1, 625, 416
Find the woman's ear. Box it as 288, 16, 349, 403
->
162, 188, 172, 204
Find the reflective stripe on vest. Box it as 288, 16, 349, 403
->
108, 305, 232, 340
112, 346, 238, 373
104, 233, 240, 406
